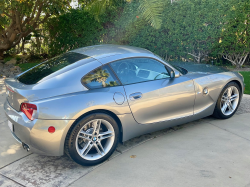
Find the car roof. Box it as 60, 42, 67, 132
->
70, 44, 153, 60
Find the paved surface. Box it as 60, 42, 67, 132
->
0, 77, 249, 187
0, 79, 31, 170
71, 113, 250, 187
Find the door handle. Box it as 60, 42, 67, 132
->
129, 92, 142, 101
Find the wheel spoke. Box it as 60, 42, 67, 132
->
221, 103, 228, 113
227, 102, 234, 112
227, 87, 232, 97
79, 130, 92, 140
221, 96, 227, 102
230, 94, 238, 102
97, 142, 105, 154
94, 143, 103, 156
99, 130, 114, 140
80, 141, 92, 155
93, 120, 101, 135
84, 144, 93, 156
80, 130, 92, 136
78, 135, 92, 141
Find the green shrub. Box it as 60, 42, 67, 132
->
15, 56, 22, 61
3, 56, 12, 63
45, 3, 123, 56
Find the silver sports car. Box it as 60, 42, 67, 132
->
4, 45, 244, 166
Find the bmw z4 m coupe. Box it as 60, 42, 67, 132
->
4, 45, 244, 166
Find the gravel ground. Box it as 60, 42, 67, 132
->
237, 94, 250, 114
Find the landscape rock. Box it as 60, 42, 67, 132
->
0, 63, 22, 78
19, 58, 28, 64
5, 58, 17, 65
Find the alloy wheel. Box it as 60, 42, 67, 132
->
220, 86, 239, 116
75, 119, 115, 161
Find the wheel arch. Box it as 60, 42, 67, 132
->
215, 79, 244, 103
64, 109, 123, 148
231, 80, 243, 95
212, 79, 243, 119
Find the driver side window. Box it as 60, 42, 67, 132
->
110, 58, 170, 85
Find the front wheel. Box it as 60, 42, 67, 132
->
65, 113, 119, 166
213, 82, 241, 119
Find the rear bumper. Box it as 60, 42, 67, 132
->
10, 130, 22, 144
4, 100, 74, 156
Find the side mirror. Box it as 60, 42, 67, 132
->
165, 65, 180, 78
170, 70, 175, 78
175, 71, 180, 78
170, 70, 180, 78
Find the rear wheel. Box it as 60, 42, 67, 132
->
213, 82, 241, 119
65, 113, 119, 166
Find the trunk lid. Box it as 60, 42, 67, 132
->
5, 79, 30, 111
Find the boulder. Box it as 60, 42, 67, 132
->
0, 63, 22, 78
10, 66, 21, 73
10, 67, 16, 72
5, 58, 17, 65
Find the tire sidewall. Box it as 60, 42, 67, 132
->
67, 113, 119, 166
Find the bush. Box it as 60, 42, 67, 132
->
125, 0, 233, 63
45, 3, 123, 56
3, 56, 12, 63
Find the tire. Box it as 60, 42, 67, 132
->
65, 113, 119, 166
213, 82, 241, 119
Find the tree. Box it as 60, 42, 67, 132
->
0, 0, 69, 59
214, 0, 250, 68
81, 0, 164, 29
46, 9, 104, 56
129, 0, 232, 63
168, 0, 232, 63
83, 68, 110, 87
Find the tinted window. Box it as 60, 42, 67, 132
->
82, 65, 121, 89
110, 58, 170, 85
18, 52, 89, 85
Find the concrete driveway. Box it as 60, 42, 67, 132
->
0, 78, 250, 187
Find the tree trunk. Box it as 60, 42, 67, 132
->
0, 50, 4, 60
102, 81, 106, 87
21, 38, 25, 53
236, 63, 241, 69
36, 36, 41, 54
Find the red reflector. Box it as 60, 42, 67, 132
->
6, 85, 15, 93
48, 126, 55, 133
21, 103, 37, 120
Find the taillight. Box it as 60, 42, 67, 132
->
21, 103, 37, 120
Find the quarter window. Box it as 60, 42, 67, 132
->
110, 58, 170, 85
82, 65, 120, 89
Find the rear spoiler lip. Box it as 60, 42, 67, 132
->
4, 78, 34, 100
5, 85, 15, 93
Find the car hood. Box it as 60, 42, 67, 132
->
171, 62, 229, 74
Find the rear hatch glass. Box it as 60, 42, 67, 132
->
18, 52, 89, 85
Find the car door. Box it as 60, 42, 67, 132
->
110, 57, 196, 124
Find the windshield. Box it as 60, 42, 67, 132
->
18, 52, 89, 85
169, 63, 188, 75
154, 54, 188, 75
